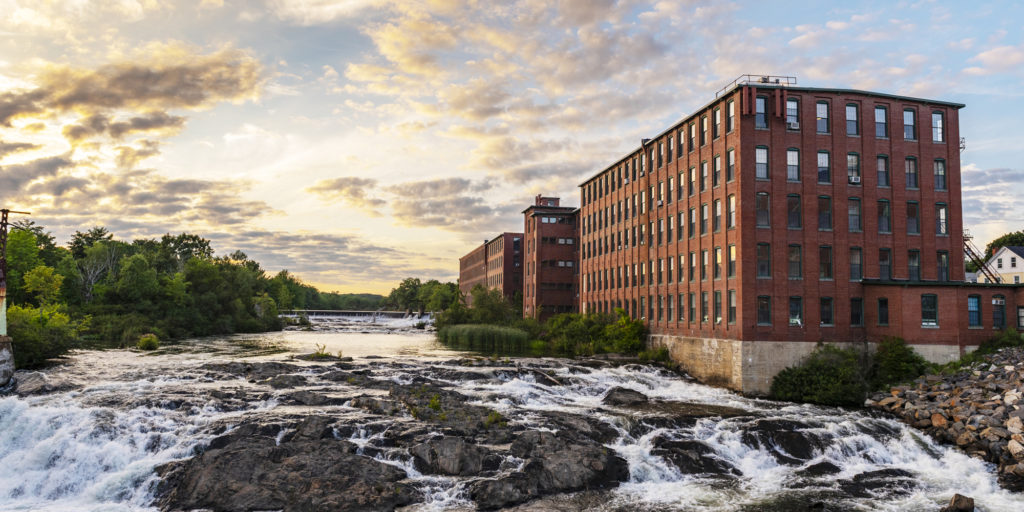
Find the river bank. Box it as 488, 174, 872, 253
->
867, 346, 1024, 492
3, 325, 1024, 510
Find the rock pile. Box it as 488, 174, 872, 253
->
866, 347, 1024, 490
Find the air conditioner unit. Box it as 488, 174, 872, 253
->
657, 200, 663, 206
787, 121, 800, 130
993, 298, 1006, 305
849, 176, 862, 184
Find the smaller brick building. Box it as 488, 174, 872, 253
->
458, 232, 523, 305
523, 196, 580, 320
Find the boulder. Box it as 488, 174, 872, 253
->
939, 493, 975, 512
157, 423, 419, 511
409, 437, 499, 476
601, 386, 650, 406
651, 439, 741, 477
267, 374, 308, 389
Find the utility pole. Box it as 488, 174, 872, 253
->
1, 208, 30, 387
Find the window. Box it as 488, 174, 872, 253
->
701, 116, 708, 145
820, 297, 834, 326
848, 198, 862, 231
726, 149, 736, 182
1018, 306, 1024, 329
714, 247, 722, 279
878, 298, 889, 325
788, 245, 802, 279
819, 246, 833, 280
688, 123, 695, 151
701, 250, 708, 280
714, 291, 722, 323
878, 200, 892, 233
689, 292, 696, 322
757, 296, 771, 325
850, 247, 863, 280
968, 295, 981, 327
994, 295, 1006, 329
756, 96, 767, 129
701, 291, 709, 322
847, 153, 861, 181
667, 138, 673, 164
908, 250, 920, 281
688, 208, 696, 237
713, 108, 721, 138
932, 111, 945, 142
756, 192, 770, 227
787, 149, 800, 181
937, 251, 949, 281
904, 109, 916, 140
757, 243, 771, 278
816, 102, 829, 133
728, 245, 736, 277
713, 199, 722, 232
713, 155, 721, 187
787, 194, 802, 228
701, 203, 708, 234
689, 167, 696, 196
818, 196, 832, 230
728, 290, 737, 324
667, 177, 673, 204
689, 252, 696, 281
786, 98, 799, 127
921, 294, 938, 326
935, 160, 946, 190
817, 151, 830, 183
879, 248, 892, 280
878, 155, 890, 187
875, 106, 888, 138
846, 104, 858, 136
727, 195, 736, 228
907, 202, 920, 234
851, 298, 864, 326
789, 297, 803, 326
936, 203, 948, 235
906, 158, 918, 188
727, 100, 735, 132
756, 146, 769, 179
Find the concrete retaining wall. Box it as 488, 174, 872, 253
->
0, 336, 13, 387
651, 334, 970, 396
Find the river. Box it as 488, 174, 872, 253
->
1, 316, 1022, 511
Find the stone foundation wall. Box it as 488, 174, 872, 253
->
651, 334, 970, 396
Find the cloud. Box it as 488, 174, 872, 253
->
0, 140, 39, 157
306, 176, 386, 213
0, 154, 74, 199
385, 177, 491, 197
115, 139, 161, 169
966, 45, 1024, 75
0, 44, 264, 126
268, 0, 382, 25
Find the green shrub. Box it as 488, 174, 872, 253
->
869, 337, 929, 390
770, 344, 867, 406
137, 333, 160, 351
8, 304, 87, 367
639, 346, 671, 362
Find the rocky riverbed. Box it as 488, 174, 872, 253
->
867, 347, 1024, 492
5, 328, 1024, 511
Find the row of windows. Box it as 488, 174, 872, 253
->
755, 296, 867, 327
767, 97, 946, 143
967, 295, 1011, 329
585, 289, 738, 325
583, 198, 737, 257
754, 193, 949, 235
581, 100, 737, 207
756, 147, 948, 190
583, 247, 738, 291
754, 245, 950, 281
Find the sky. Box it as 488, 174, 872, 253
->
1, 0, 1023, 294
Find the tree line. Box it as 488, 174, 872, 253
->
4, 222, 383, 367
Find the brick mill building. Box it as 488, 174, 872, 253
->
457, 76, 1024, 395
458, 232, 523, 306
578, 75, 1024, 394
523, 196, 579, 320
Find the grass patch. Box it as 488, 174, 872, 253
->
136, 333, 160, 351
437, 324, 530, 354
